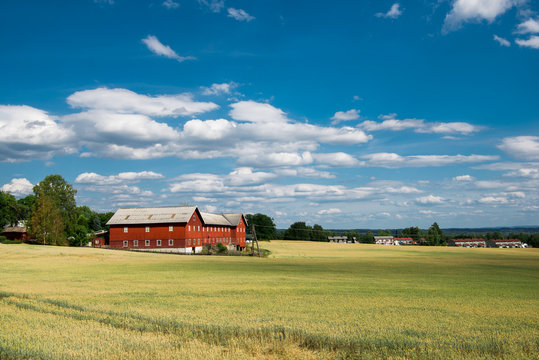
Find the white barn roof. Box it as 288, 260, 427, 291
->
106, 206, 197, 225
106, 206, 246, 227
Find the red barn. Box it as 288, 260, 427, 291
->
106, 206, 247, 254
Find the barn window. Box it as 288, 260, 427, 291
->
157, 240, 161, 247
198, 226, 200, 231
145, 240, 150, 247
124, 227, 128, 233
188, 225, 191, 231
123, 241, 128, 247
145, 226, 150, 233
193, 215, 196, 221
188, 239, 191, 246
169, 226, 173, 232
133, 240, 138, 247
168, 239, 174, 246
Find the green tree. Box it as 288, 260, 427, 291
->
425, 222, 443, 246
245, 213, 277, 240
401, 227, 422, 241
33, 175, 77, 239
311, 224, 330, 242
29, 194, 65, 245
0, 191, 18, 227
360, 231, 375, 244
16, 194, 36, 222
98, 212, 114, 229
283, 222, 311, 241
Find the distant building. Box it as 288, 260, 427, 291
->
374, 236, 394, 245
448, 238, 486, 247
1, 223, 27, 241
106, 206, 247, 254
486, 239, 522, 248
328, 236, 351, 243
394, 237, 415, 245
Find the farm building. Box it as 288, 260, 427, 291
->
448, 238, 486, 247
106, 206, 247, 254
328, 236, 349, 243
486, 239, 523, 248
1, 224, 27, 241
394, 237, 415, 245
374, 236, 394, 245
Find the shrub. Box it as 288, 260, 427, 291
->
216, 242, 227, 254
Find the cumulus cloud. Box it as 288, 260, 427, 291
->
229, 100, 288, 123
312, 152, 360, 167
198, 0, 224, 13
0, 105, 75, 162
498, 136, 539, 160
227, 8, 255, 21
416, 195, 444, 204
454, 174, 475, 181
330, 109, 360, 125
358, 113, 480, 135
493, 34, 511, 46
227, 167, 277, 186
141, 35, 195, 62
67, 88, 218, 117
201, 82, 237, 95
162, 0, 179, 9
375, 3, 403, 19
516, 18, 539, 34
75, 171, 164, 185
361, 153, 498, 168
1, 178, 34, 197
317, 208, 342, 215
515, 35, 539, 49
443, 0, 524, 33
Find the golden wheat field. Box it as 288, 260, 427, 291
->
0, 241, 538, 359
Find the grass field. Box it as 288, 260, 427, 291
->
0, 241, 538, 359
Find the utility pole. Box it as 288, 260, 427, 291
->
251, 223, 261, 257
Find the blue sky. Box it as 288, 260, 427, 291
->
1, 0, 538, 228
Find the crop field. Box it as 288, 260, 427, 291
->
0, 241, 538, 359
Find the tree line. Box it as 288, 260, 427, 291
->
0, 175, 113, 246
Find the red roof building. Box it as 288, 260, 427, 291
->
106, 206, 247, 254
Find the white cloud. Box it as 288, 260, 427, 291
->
515, 35, 539, 49
75, 171, 163, 185
162, 0, 179, 9
67, 88, 218, 117
0, 105, 75, 162
312, 152, 360, 167
63, 110, 180, 145
141, 35, 196, 62
227, 167, 277, 186
227, 8, 255, 21
201, 82, 237, 95
493, 34, 511, 46
198, 0, 224, 13
454, 174, 475, 181
330, 109, 360, 124
229, 100, 288, 123
504, 168, 539, 179
358, 114, 479, 135
443, 0, 524, 33
478, 196, 508, 204
416, 195, 444, 204
375, 3, 403, 19
498, 136, 539, 160
516, 18, 539, 34
1, 178, 34, 197
275, 167, 335, 179
317, 208, 342, 215
193, 196, 218, 203
361, 153, 498, 168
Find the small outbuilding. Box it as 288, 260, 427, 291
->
1, 225, 27, 241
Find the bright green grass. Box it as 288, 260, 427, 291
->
0, 241, 538, 359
